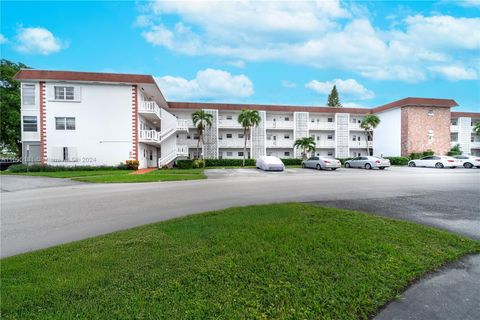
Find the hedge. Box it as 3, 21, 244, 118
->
278, 158, 302, 165
177, 158, 302, 168
409, 150, 434, 159
383, 156, 410, 166
6, 164, 126, 173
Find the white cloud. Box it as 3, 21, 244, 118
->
452, 0, 480, 8
0, 34, 7, 44
282, 80, 297, 88
15, 27, 65, 55
155, 68, 254, 101
305, 78, 375, 100
428, 65, 478, 81
139, 1, 480, 83
227, 60, 246, 68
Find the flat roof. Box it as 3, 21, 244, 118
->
372, 97, 458, 113
451, 111, 480, 118
14, 69, 156, 85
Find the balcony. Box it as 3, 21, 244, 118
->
450, 125, 459, 132
218, 139, 247, 148
139, 130, 160, 145
139, 101, 161, 122
266, 121, 294, 129
349, 123, 363, 130
178, 139, 199, 148
472, 141, 480, 149
316, 140, 336, 148
349, 141, 373, 148
177, 145, 189, 157
309, 122, 335, 130
266, 140, 293, 148
218, 119, 242, 128
177, 119, 189, 132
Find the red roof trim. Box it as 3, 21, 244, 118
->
451, 111, 480, 118
14, 69, 156, 84
372, 97, 458, 113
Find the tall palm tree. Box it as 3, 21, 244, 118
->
191, 110, 213, 161
474, 122, 480, 137
294, 136, 316, 160
360, 114, 380, 156
238, 109, 261, 166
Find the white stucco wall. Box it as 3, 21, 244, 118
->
44, 82, 134, 166
373, 108, 402, 157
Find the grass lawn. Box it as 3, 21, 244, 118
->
3, 169, 206, 183
2, 203, 479, 319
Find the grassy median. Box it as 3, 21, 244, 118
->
2, 203, 479, 319
4, 168, 206, 183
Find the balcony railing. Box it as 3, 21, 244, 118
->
450, 125, 459, 132
349, 141, 373, 148
177, 119, 189, 131
139, 101, 161, 119
266, 121, 294, 129
472, 141, 480, 149
218, 119, 242, 128
266, 140, 293, 148
218, 139, 247, 148
139, 130, 160, 143
349, 123, 363, 130
177, 145, 189, 156
316, 140, 336, 148
309, 122, 335, 130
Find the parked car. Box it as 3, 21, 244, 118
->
408, 156, 460, 168
256, 156, 285, 171
301, 156, 341, 170
0, 158, 21, 171
344, 156, 390, 170
453, 155, 480, 168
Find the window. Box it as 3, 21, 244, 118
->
54, 86, 75, 100
284, 134, 290, 139
267, 135, 272, 140
63, 147, 69, 161
226, 115, 233, 120
284, 151, 290, 156
194, 135, 199, 140
23, 116, 37, 132
428, 109, 434, 116
328, 117, 333, 123
22, 84, 35, 105
226, 133, 233, 138
55, 117, 76, 130
327, 152, 333, 156
451, 119, 457, 125
327, 135, 333, 140
316, 136, 320, 141
284, 117, 290, 121
267, 152, 272, 156
238, 151, 244, 156
238, 134, 244, 138
226, 152, 233, 156
187, 135, 191, 139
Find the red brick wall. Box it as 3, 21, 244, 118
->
401, 106, 451, 156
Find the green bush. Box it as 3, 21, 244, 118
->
176, 160, 194, 169
280, 158, 302, 165
192, 159, 205, 168
422, 150, 434, 156
384, 156, 410, 166
409, 150, 434, 159
6, 164, 123, 173
204, 158, 256, 167
125, 160, 139, 170
447, 144, 462, 156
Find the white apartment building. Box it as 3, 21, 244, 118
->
15, 70, 480, 169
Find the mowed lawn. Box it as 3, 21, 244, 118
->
2, 203, 479, 319
4, 169, 206, 183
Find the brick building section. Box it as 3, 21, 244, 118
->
401, 106, 452, 156
39, 81, 46, 164
131, 85, 139, 161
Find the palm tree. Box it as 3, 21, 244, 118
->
238, 109, 261, 166
474, 122, 480, 137
191, 110, 213, 162
360, 114, 380, 156
294, 136, 316, 160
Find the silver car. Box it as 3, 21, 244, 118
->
345, 156, 390, 170
301, 156, 341, 170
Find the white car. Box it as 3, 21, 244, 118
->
256, 156, 285, 171
453, 155, 480, 168
408, 155, 461, 168
301, 156, 341, 170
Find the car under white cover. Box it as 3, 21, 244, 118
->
256, 156, 285, 171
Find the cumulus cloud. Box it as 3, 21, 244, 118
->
0, 34, 7, 44
305, 79, 375, 100
428, 65, 478, 81
15, 27, 65, 55
155, 68, 254, 101
138, 1, 480, 83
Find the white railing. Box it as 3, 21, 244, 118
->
178, 139, 199, 148
349, 123, 363, 130
218, 139, 247, 148
159, 149, 177, 166
177, 145, 189, 156
218, 119, 242, 128
139, 130, 160, 143
159, 127, 176, 143
471, 141, 480, 148
349, 141, 373, 148
316, 141, 336, 148
450, 125, 459, 132
266, 140, 293, 148
266, 121, 294, 129
139, 101, 161, 119
177, 119, 189, 131
309, 122, 335, 130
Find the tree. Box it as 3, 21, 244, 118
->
360, 114, 380, 156
238, 109, 261, 167
1, 59, 29, 156
191, 110, 213, 163
326, 85, 342, 108
474, 122, 480, 137
294, 136, 316, 160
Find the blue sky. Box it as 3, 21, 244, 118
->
1, 0, 479, 111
